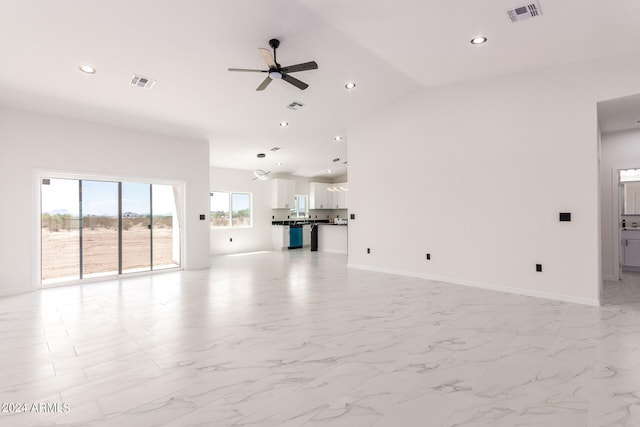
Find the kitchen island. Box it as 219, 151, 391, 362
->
317, 223, 347, 254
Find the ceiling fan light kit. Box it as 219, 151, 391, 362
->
229, 38, 318, 91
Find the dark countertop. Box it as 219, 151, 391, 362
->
272, 220, 331, 225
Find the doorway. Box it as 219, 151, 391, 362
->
40, 177, 181, 284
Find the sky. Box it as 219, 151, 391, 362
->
41, 178, 177, 216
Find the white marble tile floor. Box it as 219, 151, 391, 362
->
1, 250, 639, 426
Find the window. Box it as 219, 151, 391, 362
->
210, 191, 230, 227
210, 192, 252, 228
291, 195, 308, 219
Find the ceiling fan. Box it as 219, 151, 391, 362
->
228, 39, 318, 91
253, 169, 271, 181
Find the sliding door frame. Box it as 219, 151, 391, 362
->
34, 170, 185, 289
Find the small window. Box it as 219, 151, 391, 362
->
291, 195, 308, 219
210, 192, 230, 228
231, 192, 252, 227
210, 192, 252, 228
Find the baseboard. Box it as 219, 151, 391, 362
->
347, 263, 600, 307
320, 249, 348, 255
0, 287, 34, 298
603, 274, 618, 282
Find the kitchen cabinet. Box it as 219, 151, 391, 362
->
272, 225, 290, 250
309, 182, 329, 209
622, 230, 640, 267
271, 178, 295, 209
310, 182, 349, 209
332, 182, 348, 209
303, 224, 311, 246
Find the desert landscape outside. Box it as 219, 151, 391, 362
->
41, 215, 179, 282
41, 178, 181, 283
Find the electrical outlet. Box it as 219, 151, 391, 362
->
230, 238, 233, 242
350, 213, 355, 220
559, 212, 571, 222
426, 253, 431, 260
536, 264, 542, 272
199, 214, 205, 220
367, 248, 371, 254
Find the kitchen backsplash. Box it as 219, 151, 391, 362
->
271, 209, 348, 222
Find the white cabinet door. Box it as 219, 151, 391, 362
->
303, 224, 311, 246
309, 182, 329, 209
335, 182, 348, 209
271, 179, 295, 209
271, 225, 290, 249
623, 239, 640, 267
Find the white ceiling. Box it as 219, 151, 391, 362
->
1, 1, 639, 178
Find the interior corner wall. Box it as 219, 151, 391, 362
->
210, 167, 272, 255
600, 129, 640, 280
0, 107, 211, 297
347, 54, 640, 306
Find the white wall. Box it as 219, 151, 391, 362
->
210, 167, 273, 254
600, 129, 640, 280
0, 107, 210, 296
348, 54, 640, 306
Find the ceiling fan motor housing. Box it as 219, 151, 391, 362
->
269, 39, 280, 49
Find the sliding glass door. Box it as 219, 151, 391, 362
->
152, 184, 181, 270
82, 180, 119, 278
40, 177, 181, 284
41, 178, 81, 282
121, 182, 151, 274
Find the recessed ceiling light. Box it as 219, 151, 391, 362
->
275, 162, 283, 166
79, 65, 96, 74
470, 37, 487, 45
345, 82, 356, 90
327, 169, 332, 173
334, 136, 343, 141
257, 153, 266, 158
279, 121, 289, 127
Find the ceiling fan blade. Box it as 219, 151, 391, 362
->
228, 68, 267, 73
280, 61, 318, 73
259, 48, 276, 68
256, 76, 272, 91
282, 74, 309, 90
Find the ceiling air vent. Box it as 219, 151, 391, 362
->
506, 1, 542, 22
270, 147, 281, 152
130, 75, 156, 89
287, 101, 304, 110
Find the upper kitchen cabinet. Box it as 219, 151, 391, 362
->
309, 182, 330, 209
310, 182, 348, 209
271, 178, 295, 209
332, 182, 348, 209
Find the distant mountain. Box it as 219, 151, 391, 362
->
47, 209, 71, 215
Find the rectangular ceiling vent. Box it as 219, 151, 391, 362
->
506, 1, 542, 23
287, 101, 304, 110
270, 147, 281, 152
130, 75, 156, 89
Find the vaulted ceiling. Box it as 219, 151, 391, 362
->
1, 1, 639, 178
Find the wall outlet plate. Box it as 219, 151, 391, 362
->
559, 212, 571, 222
536, 264, 542, 272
